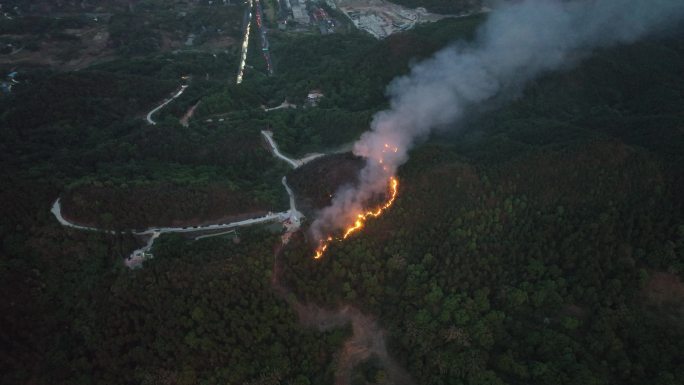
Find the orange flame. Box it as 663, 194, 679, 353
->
313, 236, 333, 259
313, 176, 399, 259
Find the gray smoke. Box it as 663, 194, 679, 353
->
311, 0, 684, 239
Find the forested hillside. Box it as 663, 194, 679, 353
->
276, 26, 684, 385
1, 7, 683, 385
282, 138, 683, 384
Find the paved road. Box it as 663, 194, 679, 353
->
263, 100, 296, 111
51, 199, 114, 234
236, 0, 253, 84
254, 0, 274, 75
51, 131, 323, 268
145, 84, 189, 125
261, 130, 324, 168
50, 197, 289, 234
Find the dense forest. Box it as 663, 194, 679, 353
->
0, 47, 291, 228
276, 24, 684, 385
0, 214, 346, 384
1, 5, 683, 385
282, 138, 684, 384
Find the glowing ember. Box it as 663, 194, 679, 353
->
314, 236, 333, 259
313, 176, 399, 259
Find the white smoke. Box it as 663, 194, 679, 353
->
311, 0, 684, 239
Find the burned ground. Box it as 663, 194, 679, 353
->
287, 152, 365, 216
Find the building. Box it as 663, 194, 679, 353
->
312, 6, 335, 34
290, 0, 310, 24
307, 89, 324, 106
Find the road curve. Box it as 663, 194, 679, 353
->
146, 84, 189, 125
51, 199, 115, 234
51, 131, 322, 268
51, 197, 288, 236
261, 130, 324, 168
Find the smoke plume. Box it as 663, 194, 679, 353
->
311, 0, 684, 239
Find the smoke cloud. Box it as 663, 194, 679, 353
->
311, 0, 684, 239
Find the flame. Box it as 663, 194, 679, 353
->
314, 236, 333, 259
313, 176, 399, 259
384, 143, 398, 153
313, 142, 400, 259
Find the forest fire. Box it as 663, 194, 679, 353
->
313, 176, 398, 259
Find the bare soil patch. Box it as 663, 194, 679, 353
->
643, 271, 684, 306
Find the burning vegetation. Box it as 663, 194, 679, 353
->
314, 176, 398, 259
312, 143, 401, 260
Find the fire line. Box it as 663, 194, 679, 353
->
313, 176, 399, 259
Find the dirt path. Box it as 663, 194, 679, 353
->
272, 250, 412, 385
180, 101, 200, 127
297, 303, 412, 385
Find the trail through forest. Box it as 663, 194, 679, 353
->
49, 54, 412, 381
272, 244, 412, 385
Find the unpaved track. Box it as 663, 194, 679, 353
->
272, 253, 413, 385
296, 303, 413, 385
